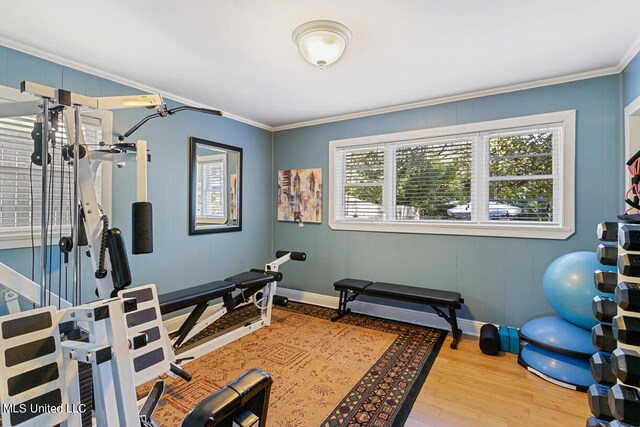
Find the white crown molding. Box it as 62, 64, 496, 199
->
273, 66, 619, 131
0, 36, 274, 131
2, 34, 639, 133
618, 33, 640, 72
277, 287, 485, 337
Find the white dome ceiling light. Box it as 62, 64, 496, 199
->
292, 20, 352, 69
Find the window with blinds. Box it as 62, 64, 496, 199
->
329, 111, 575, 239
0, 114, 103, 233
196, 155, 226, 220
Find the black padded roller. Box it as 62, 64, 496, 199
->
108, 228, 132, 291
132, 201, 153, 254
479, 324, 500, 355
592, 296, 617, 323
594, 270, 618, 294
597, 222, 618, 242
275, 250, 306, 261
616, 281, 640, 312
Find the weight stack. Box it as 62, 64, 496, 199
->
78, 361, 93, 427
589, 221, 640, 426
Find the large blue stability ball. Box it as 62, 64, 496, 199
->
542, 251, 616, 330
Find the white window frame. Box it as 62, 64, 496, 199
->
0, 85, 113, 249
329, 110, 576, 239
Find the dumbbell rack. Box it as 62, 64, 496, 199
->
588, 222, 640, 426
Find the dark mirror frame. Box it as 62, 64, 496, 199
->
189, 136, 243, 235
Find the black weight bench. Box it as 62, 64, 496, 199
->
332, 278, 465, 349
158, 271, 277, 349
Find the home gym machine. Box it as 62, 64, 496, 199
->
0, 81, 278, 426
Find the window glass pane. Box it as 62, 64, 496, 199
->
395, 141, 472, 221
198, 160, 225, 217
344, 185, 382, 219
489, 179, 554, 222
489, 131, 553, 177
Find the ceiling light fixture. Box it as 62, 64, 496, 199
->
292, 20, 352, 69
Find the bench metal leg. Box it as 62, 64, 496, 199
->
331, 290, 354, 322
448, 307, 462, 349
431, 305, 463, 349
172, 301, 208, 349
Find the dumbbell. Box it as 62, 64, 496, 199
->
598, 244, 618, 266
619, 253, 640, 277
595, 270, 619, 294
588, 384, 615, 421
612, 348, 640, 387
593, 296, 618, 323
620, 224, 640, 251
608, 384, 640, 425
613, 315, 640, 345
598, 221, 619, 242
593, 323, 617, 352
591, 352, 617, 386
616, 282, 640, 312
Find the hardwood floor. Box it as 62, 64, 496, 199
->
406, 335, 591, 427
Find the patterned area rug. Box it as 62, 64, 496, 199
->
138, 302, 445, 427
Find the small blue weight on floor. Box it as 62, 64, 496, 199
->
542, 251, 616, 330
519, 343, 595, 391
508, 327, 519, 354
499, 325, 509, 352
519, 316, 596, 358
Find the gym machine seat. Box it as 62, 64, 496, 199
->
332, 278, 464, 349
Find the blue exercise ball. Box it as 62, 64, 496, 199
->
542, 251, 616, 330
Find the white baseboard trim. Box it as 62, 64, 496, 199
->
277, 287, 484, 337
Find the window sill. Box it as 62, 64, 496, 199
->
328, 220, 574, 240
0, 229, 71, 250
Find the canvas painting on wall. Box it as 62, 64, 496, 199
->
277, 168, 322, 223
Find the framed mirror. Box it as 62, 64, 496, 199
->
189, 137, 242, 234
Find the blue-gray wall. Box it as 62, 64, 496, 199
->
624, 51, 640, 107
273, 75, 622, 327
0, 46, 273, 301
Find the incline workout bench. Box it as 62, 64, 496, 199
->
332, 278, 465, 349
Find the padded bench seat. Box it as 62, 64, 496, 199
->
366, 282, 462, 308
332, 278, 464, 349
225, 271, 276, 289
159, 280, 236, 315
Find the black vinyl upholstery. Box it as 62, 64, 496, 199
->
225, 271, 275, 289
158, 281, 236, 314
366, 282, 463, 307
334, 278, 373, 292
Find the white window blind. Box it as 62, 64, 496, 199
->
197, 156, 226, 218
329, 111, 576, 239
336, 147, 385, 220
0, 115, 103, 232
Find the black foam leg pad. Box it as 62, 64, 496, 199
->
132, 201, 153, 254
108, 228, 132, 290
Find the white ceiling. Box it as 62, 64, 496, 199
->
1, 1, 640, 129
